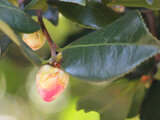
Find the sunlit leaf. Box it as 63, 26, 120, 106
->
24, 0, 48, 11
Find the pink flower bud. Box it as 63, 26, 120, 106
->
36, 65, 69, 102
22, 29, 46, 51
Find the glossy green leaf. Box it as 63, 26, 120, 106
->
0, 34, 11, 57
0, 0, 40, 33
61, 10, 160, 82
105, 0, 160, 10
48, 1, 120, 29
140, 80, 160, 120
48, 0, 86, 6
127, 82, 145, 118
77, 79, 137, 120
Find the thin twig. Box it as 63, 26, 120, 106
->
18, 0, 25, 7
144, 11, 160, 64
145, 11, 157, 37
36, 10, 57, 60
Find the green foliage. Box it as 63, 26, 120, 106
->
0, 0, 40, 33
140, 80, 160, 120
0, 19, 43, 65
48, 1, 120, 29
105, 0, 160, 10
127, 82, 145, 118
17, 36, 44, 66
0, 20, 20, 46
24, 0, 39, 10
0, 35, 11, 57
77, 79, 145, 120
61, 10, 160, 82
24, 0, 48, 11
48, 0, 86, 6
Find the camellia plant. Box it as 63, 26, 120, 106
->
1, 0, 160, 120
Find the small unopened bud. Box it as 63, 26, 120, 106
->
36, 65, 69, 102
110, 5, 125, 13
141, 75, 153, 88
22, 29, 46, 51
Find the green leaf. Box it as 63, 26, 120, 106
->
77, 79, 137, 120
154, 63, 160, 80
140, 80, 160, 120
48, 1, 120, 29
24, 0, 48, 11
24, 0, 39, 10
0, 20, 43, 66
16, 36, 43, 66
105, 0, 160, 10
0, 34, 11, 57
48, 0, 86, 6
0, 20, 20, 46
127, 82, 145, 118
43, 6, 59, 26
61, 10, 160, 82
0, 0, 40, 33
8, 0, 18, 6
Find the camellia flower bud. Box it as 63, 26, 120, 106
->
110, 5, 125, 13
36, 65, 69, 102
22, 29, 46, 51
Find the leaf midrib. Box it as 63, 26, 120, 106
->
63, 43, 159, 50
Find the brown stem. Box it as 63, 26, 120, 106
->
144, 11, 160, 82
145, 11, 157, 37
36, 10, 57, 60
18, 0, 25, 7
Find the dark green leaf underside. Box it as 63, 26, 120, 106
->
61, 10, 160, 82
0, 0, 40, 33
